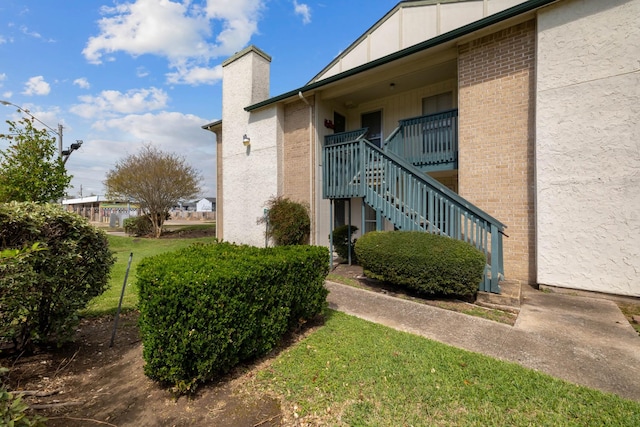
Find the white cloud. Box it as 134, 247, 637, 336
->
0, 73, 6, 85
70, 111, 217, 196
20, 25, 40, 39
166, 64, 222, 85
83, 0, 264, 85
73, 77, 91, 89
293, 1, 311, 24
70, 87, 169, 118
20, 25, 55, 43
83, 0, 210, 64
22, 76, 51, 96
203, 0, 263, 55
0, 35, 6, 44
136, 66, 149, 78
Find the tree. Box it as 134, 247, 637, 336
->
104, 144, 202, 237
0, 118, 71, 202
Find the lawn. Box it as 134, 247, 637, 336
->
255, 310, 640, 426
82, 234, 640, 425
82, 233, 217, 316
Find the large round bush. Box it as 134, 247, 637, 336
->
355, 231, 486, 297
260, 196, 310, 246
0, 202, 115, 350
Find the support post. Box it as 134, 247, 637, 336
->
110, 252, 133, 347
329, 199, 334, 270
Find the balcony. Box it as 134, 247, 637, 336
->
384, 109, 458, 172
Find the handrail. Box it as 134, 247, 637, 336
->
384, 109, 458, 169
324, 127, 368, 146
323, 137, 505, 293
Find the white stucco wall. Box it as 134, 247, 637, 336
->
536, 0, 640, 296
221, 47, 280, 247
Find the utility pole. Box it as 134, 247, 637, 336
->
58, 123, 63, 159
1, 100, 82, 163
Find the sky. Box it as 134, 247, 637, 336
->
0, 0, 398, 199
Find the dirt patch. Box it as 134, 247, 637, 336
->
4, 312, 288, 427
159, 226, 216, 239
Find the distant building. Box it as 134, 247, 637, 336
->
62, 196, 139, 223
196, 197, 216, 212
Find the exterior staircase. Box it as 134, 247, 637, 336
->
323, 114, 506, 294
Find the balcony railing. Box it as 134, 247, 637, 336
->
322, 137, 505, 293
384, 109, 458, 171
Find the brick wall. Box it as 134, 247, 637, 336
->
458, 20, 536, 284
283, 98, 314, 206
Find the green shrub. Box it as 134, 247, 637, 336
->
137, 242, 329, 393
331, 225, 358, 262
0, 367, 46, 426
259, 196, 310, 246
355, 231, 486, 297
123, 215, 152, 236
0, 202, 115, 351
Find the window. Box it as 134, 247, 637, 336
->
422, 92, 453, 115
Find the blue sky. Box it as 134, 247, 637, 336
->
0, 0, 397, 198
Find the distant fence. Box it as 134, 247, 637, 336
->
170, 211, 216, 221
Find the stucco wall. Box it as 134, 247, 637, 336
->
536, 0, 640, 296
221, 47, 280, 247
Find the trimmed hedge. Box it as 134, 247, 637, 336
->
137, 242, 329, 393
355, 231, 486, 298
0, 202, 114, 351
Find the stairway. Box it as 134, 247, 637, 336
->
323, 136, 506, 293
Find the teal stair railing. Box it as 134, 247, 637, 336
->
384, 109, 458, 171
323, 136, 505, 293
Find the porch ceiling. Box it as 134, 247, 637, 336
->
319, 56, 457, 108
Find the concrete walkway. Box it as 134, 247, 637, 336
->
325, 281, 640, 401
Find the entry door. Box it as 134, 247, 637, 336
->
333, 112, 346, 133
361, 110, 382, 147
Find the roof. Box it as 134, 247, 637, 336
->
245, 0, 557, 112
308, 0, 481, 84
201, 119, 222, 131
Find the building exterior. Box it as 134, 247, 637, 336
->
62, 196, 139, 223
196, 197, 216, 212
203, 0, 640, 297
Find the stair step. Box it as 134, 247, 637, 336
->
476, 279, 522, 311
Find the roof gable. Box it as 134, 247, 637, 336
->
310, 0, 528, 83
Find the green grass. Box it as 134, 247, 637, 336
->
618, 301, 640, 335
256, 310, 640, 426
81, 234, 217, 317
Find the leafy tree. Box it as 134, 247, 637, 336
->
0, 118, 71, 202
104, 144, 201, 238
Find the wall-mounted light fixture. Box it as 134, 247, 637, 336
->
389, 83, 396, 91
242, 134, 250, 146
